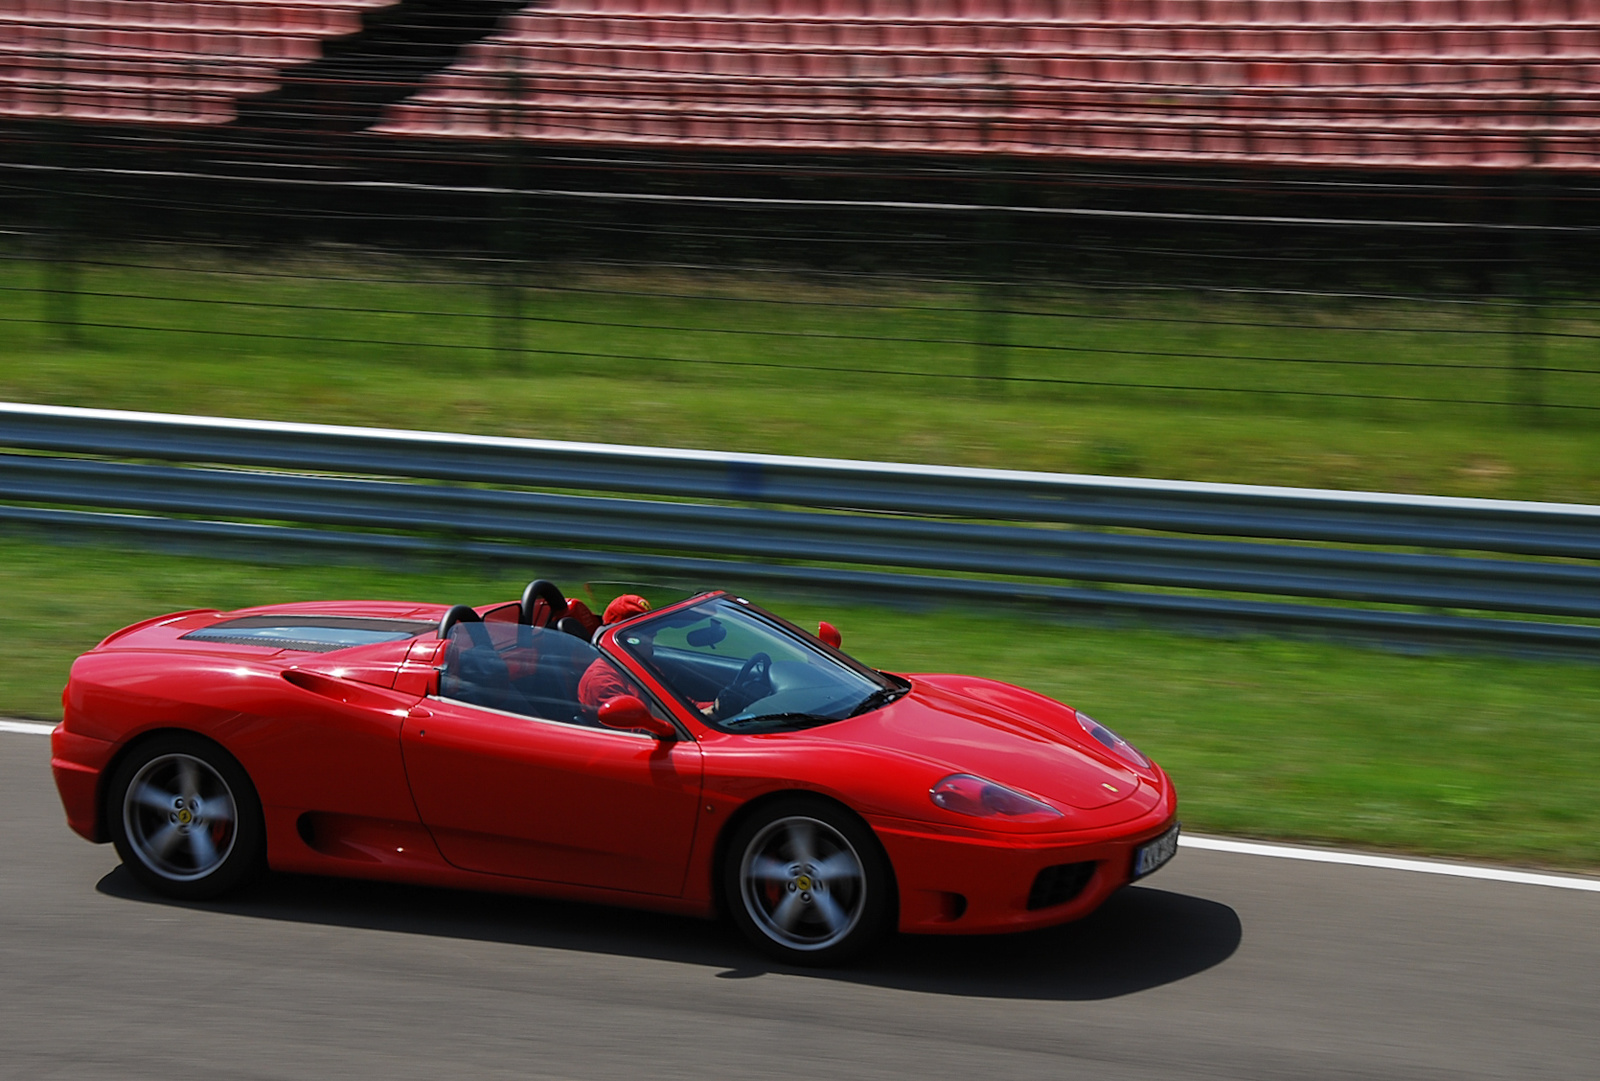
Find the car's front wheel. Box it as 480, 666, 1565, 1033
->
107, 733, 264, 900
723, 797, 893, 965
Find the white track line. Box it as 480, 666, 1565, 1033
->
0, 719, 1592, 892
0, 719, 54, 736
1181, 834, 1600, 893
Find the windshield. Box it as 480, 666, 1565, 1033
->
614, 596, 905, 733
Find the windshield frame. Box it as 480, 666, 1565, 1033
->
608, 594, 903, 734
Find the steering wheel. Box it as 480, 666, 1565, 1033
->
714, 652, 773, 719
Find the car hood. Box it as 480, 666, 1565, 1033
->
823, 674, 1143, 811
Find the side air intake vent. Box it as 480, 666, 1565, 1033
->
1026, 861, 1097, 910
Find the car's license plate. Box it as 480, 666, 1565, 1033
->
1132, 823, 1181, 879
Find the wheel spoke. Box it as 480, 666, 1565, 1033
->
188, 828, 219, 870
812, 889, 850, 934
200, 800, 234, 826
147, 822, 184, 861
131, 783, 175, 814
812, 850, 862, 882
748, 855, 792, 883
784, 821, 817, 868
176, 758, 201, 802
770, 890, 806, 932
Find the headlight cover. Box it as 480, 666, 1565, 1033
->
930, 774, 1062, 821
1077, 712, 1150, 768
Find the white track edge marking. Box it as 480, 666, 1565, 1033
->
0, 720, 55, 736
1, 719, 1592, 892
1180, 834, 1600, 892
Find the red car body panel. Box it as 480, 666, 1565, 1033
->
52, 592, 1178, 935
401, 697, 705, 896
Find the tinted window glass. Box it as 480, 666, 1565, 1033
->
616, 597, 901, 733
439, 622, 607, 725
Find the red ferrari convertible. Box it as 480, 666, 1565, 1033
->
52, 582, 1179, 964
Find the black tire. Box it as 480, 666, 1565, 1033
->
723, 796, 894, 966
106, 732, 265, 900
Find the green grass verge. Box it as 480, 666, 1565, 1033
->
8, 535, 1598, 872
3, 249, 1599, 502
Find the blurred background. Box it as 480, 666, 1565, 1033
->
2, 0, 1599, 498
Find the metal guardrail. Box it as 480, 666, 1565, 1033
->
1, 402, 1597, 654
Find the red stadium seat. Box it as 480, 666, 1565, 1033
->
350, 0, 1600, 170
0, 1, 396, 124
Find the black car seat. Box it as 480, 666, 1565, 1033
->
441, 622, 524, 713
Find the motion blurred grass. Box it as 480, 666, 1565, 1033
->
6, 536, 1598, 871
2, 250, 1598, 502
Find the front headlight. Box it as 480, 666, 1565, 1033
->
1077, 712, 1150, 768
930, 774, 1062, 821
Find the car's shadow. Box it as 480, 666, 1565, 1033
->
97, 868, 1240, 1001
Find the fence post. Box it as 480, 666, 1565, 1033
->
1509, 67, 1548, 423
492, 60, 527, 369
973, 60, 1011, 395
43, 36, 80, 346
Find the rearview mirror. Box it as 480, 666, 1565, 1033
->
687, 620, 727, 648
597, 695, 678, 740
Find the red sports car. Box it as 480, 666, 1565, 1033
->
51, 582, 1179, 964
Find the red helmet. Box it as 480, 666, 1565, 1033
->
603, 594, 651, 624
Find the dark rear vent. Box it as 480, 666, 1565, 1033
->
181, 616, 432, 653
1027, 861, 1097, 910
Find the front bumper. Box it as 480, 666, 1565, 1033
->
873, 813, 1180, 934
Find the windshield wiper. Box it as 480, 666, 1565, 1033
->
848, 685, 908, 717
723, 712, 834, 731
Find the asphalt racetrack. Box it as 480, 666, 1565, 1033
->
2, 732, 1595, 1080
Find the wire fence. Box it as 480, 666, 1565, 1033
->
2, 5, 1600, 425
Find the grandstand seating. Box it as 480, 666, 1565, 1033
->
0, 1, 397, 124
374, 0, 1600, 170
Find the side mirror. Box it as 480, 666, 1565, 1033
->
818, 621, 842, 649
597, 695, 678, 740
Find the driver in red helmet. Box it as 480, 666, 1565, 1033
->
576, 594, 652, 713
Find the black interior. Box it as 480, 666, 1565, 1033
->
439, 623, 600, 726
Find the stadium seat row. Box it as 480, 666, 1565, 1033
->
399, 71, 1600, 109
438, 42, 1600, 90
378, 100, 1595, 168
546, 0, 1600, 23
0, 54, 281, 93
495, 18, 1600, 58
0, 83, 241, 122
0, 0, 395, 124
0, 3, 365, 36
390, 85, 1600, 128
0, 25, 326, 62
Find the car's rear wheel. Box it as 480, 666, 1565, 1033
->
107, 733, 264, 900
724, 797, 893, 966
